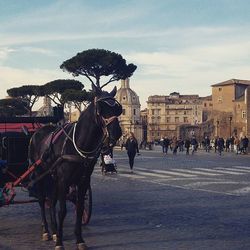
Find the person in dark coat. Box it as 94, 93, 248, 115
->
125, 132, 140, 173
185, 139, 191, 155
242, 136, 249, 154
217, 137, 225, 155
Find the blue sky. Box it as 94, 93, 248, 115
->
1, 0, 250, 108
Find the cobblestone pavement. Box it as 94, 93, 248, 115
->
1, 149, 250, 250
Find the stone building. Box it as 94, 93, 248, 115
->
211, 78, 250, 138
115, 78, 143, 142
36, 96, 53, 116
147, 92, 203, 142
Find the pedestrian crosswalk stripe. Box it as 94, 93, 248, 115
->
185, 181, 240, 188
136, 167, 196, 177
215, 167, 250, 174
170, 168, 220, 176
231, 187, 250, 195
234, 166, 250, 170
195, 168, 245, 175
119, 174, 146, 179
135, 171, 172, 178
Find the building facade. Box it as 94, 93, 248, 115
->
147, 92, 203, 142
115, 78, 143, 143
211, 78, 250, 138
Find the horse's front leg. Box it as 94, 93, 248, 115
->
55, 185, 67, 250
74, 182, 88, 250
38, 198, 51, 241
49, 190, 58, 242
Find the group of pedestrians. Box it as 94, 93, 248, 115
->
118, 133, 249, 174
202, 135, 249, 155
160, 135, 249, 156
160, 136, 199, 155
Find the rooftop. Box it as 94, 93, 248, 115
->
211, 79, 250, 87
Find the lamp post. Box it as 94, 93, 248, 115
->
229, 116, 232, 137
216, 120, 220, 137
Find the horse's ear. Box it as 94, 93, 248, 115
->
110, 86, 117, 97
92, 83, 102, 96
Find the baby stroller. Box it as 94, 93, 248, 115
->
101, 153, 117, 174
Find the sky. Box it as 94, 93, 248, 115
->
1, 0, 250, 109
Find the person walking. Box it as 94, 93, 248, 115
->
185, 138, 191, 155
242, 136, 249, 154
190, 136, 198, 155
234, 136, 240, 154
163, 137, 170, 154
125, 132, 140, 173
217, 137, 225, 156
171, 136, 178, 155
204, 136, 210, 152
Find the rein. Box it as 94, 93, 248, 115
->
70, 96, 121, 159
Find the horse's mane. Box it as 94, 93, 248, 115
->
78, 102, 95, 121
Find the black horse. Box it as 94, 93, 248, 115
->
29, 84, 122, 250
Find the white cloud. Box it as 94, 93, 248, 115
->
0, 47, 15, 61
0, 66, 68, 98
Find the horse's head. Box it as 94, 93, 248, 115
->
92, 84, 122, 147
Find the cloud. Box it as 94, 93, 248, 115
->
0, 47, 15, 61
0, 66, 68, 98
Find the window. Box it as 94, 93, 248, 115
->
204, 103, 207, 107
219, 88, 222, 91
122, 109, 126, 115
242, 110, 246, 119
166, 117, 170, 123
184, 111, 186, 115
152, 109, 155, 115
123, 96, 126, 100
133, 109, 136, 115
175, 117, 179, 123
184, 117, 188, 123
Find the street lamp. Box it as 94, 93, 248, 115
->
216, 120, 220, 137
229, 116, 232, 137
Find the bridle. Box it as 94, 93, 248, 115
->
71, 95, 122, 159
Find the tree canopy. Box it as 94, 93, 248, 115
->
61, 89, 93, 112
60, 48, 137, 89
42, 79, 84, 106
7, 85, 42, 116
0, 98, 29, 117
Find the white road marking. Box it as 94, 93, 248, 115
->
195, 168, 245, 175
135, 171, 172, 178
215, 167, 250, 174
120, 174, 146, 179
234, 166, 250, 170
185, 181, 241, 188
171, 168, 220, 176
136, 167, 196, 177
231, 186, 250, 195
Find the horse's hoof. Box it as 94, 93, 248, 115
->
52, 234, 57, 242
42, 232, 50, 241
55, 246, 64, 250
77, 242, 88, 250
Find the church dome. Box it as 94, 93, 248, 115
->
115, 79, 140, 105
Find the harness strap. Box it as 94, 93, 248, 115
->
72, 123, 105, 159
27, 154, 86, 188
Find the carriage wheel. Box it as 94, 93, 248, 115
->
82, 185, 92, 225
